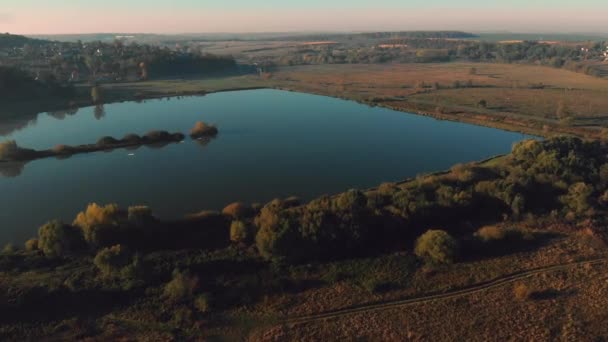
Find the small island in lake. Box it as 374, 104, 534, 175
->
190, 121, 219, 139
0, 130, 187, 163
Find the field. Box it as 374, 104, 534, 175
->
267, 63, 608, 137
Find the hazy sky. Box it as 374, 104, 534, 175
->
1, 0, 607, 34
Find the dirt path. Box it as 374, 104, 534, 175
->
284, 257, 608, 325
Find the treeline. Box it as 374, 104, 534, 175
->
146, 53, 237, 78
18, 136, 608, 265
272, 31, 477, 42
0, 66, 75, 102
0, 33, 49, 49
269, 39, 607, 75
1, 34, 238, 83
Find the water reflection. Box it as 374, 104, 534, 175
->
48, 107, 79, 121
0, 106, 80, 137
94, 105, 105, 120
0, 162, 25, 178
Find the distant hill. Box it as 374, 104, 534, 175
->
270, 31, 478, 42
0, 33, 50, 49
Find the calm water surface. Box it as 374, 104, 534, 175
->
0, 89, 534, 244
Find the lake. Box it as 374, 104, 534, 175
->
0, 89, 534, 245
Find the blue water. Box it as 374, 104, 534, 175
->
0, 89, 533, 244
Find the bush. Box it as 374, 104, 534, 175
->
190, 121, 218, 138
122, 134, 142, 144
145, 130, 170, 141
0, 140, 18, 160
96, 136, 119, 146
414, 229, 458, 265
254, 204, 298, 260
24, 238, 39, 252
52, 144, 74, 155
335, 189, 367, 211
2, 244, 15, 254
222, 202, 254, 219
127, 205, 154, 226
73, 203, 122, 233
73, 203, 124, 246
93, 244, 131, 276
561, 182, 594, 217
475, 226, 505, 241
194, 293, 211, 313
513, 283, 530, 301
0, 140, 35, 161
164, 270, 200, 303
38, 220, 85, 257
230, 220, 253, 244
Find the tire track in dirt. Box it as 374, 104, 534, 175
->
284, 257, 608, 325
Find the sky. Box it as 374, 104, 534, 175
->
1, 0, 607, 35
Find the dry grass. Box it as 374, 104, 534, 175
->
251, 233, 608, 341
268, 63, 608, 135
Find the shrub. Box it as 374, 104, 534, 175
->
93, 244, 131, 276
164, 270, 200, 303
52, 144, 74, 155
38, 220, 85, 257
477, 99, 487, 108
96, 136, 119, 146
73, 203, 122, 233
284, 196, 301, 207
194, 293, 211, 313
190, 121, 218, 138
0, 140, 18, 159
476, 226, 505, 241
335, 189, 367, 212
222, 202, 253, 219
0, 140, 35, 161
128, 205, 154, 226
2, 244, 15, 254
513, 283, 530, 301
24, 238, 39, 251
414, 229, 458, 265
230, 220, 253, 244
254, 203, 299, 260
561, 182, 594, 217
73, 203, 124, 246
145, 130, 170, 141
122, 134, 142, 144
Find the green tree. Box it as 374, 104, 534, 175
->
414, 229, 458, 265
561, 182, 594, 217
38, 220, 85, 257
